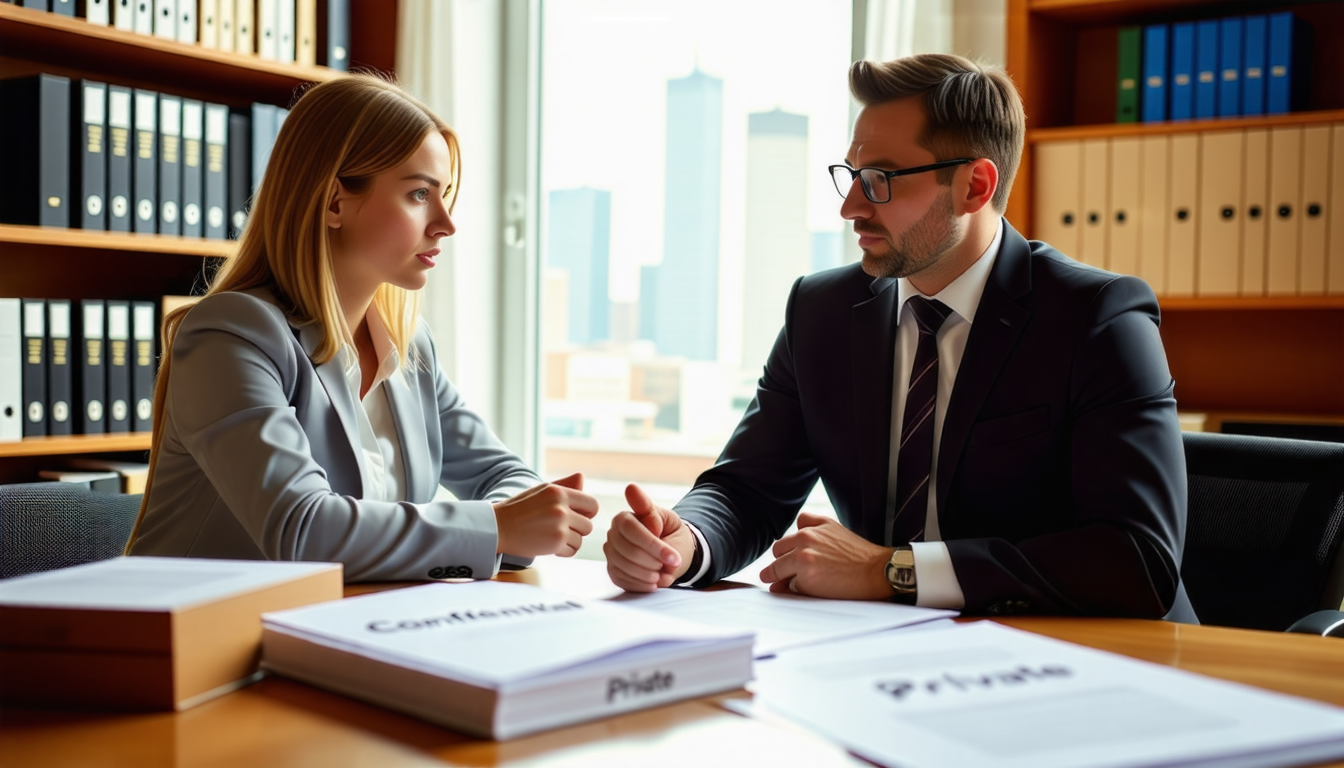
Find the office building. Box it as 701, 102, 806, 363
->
547, 187, 612, 345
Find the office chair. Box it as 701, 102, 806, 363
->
1180, 432, 1344, 637
0, 483, 142, 580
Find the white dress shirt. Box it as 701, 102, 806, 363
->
340, 307, 407, 503
892, 219, 1003, 609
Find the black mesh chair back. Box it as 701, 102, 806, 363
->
1182, 432, 1344, 631
0, 483, 142, 580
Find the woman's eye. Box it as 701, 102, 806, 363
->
411, 189, 430, 202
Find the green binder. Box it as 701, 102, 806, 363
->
1117, 26, 1142, 123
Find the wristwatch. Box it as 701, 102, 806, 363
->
885, 546, 917, 604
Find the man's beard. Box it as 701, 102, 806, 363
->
858, 189, 959, 279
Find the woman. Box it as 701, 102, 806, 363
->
127, 74, 598, 581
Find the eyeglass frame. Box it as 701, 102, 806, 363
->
828, 158, 976, 204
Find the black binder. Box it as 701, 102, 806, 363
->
21, 298, 47, 438
106, 84, 133, 232
227, 109, 251, 239
75, 299, 106, 435
133, 88, 157, 234
131, 300, 155, 432
180, 98, 204, 238
105, 300, 131, 434
72, 79, 108, 231
158, 94, 182, 237
0, 73, 72, 227
204, 103, 228, 239
317, 0, 349, 71
250, 102, 277, 200
47, 299, 74, 437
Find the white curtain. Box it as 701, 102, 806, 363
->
856, 0, 1004, 66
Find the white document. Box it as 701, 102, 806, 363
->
751, 621, 1344, 768
613, 587, 956, 658
0, 556, 341, 611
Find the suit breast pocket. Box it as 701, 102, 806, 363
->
969, 405, 1050, 448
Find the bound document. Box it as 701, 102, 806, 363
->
261, 580, 755, 740
0, 557, 342, 711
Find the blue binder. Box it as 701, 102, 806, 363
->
1142, 24, 1168, 122
1218, 17, 1242, 117
1267, 12, 1310, 115
1194, 20, 1219, 119
1170, 22, 1195, 121
1242, 15, 1268, 116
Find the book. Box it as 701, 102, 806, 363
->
204, 103, 228, 239
227, 109, 251, 239
106, 84, 133, 232
82, 0, 110, 25
1242, 15, 1268, 116
0, 557, 342, 711
749, 621, 1344, 768
1193, 19, 1219, 119
180, 98, 204, 238
1169, 22, 1195, 121
65, 457, 151, 493
104, 300, 131, 434
47, 299, 73, 436
158, 94, 182, 237
73, 79, 108, 231
0, 73, 72, 228
131, 300, 155, 431
1140, 24, 1167, 123
317, 0, 350, 71
75, 299, 106, 434
133, 89, 157, 234
1115, 27, 1140, 123
1267, 12, 1311, 115
175, 0, 194, 45
37, 468, 121, 492
21, 298, 47, 437
0, 299, 20, 442
153, 0, 174, 40
261, 580, 755, 740
1218, 16, 1242, 118
113, 0, 134, 30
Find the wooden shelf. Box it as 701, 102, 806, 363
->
1159, 295, 1344, 311
1029, 109, 1344, 143
1028, 0, 1270, 24
0, 3, 336, 105
0, 434, 151, 459
0, 224, 237, 258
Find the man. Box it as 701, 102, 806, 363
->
605, 53, 1194, 620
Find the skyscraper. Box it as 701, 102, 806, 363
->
741, 108, 809, 371
640, 69, 723, 361
548, 187, 611, 345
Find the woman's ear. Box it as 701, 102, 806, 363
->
325, 180, 345, 230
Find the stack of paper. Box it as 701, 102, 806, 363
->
748, 621, 1344, 768
261, 580, 755, 740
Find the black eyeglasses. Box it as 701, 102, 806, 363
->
829, 159, 975, 204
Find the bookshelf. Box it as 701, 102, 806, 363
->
1005, 0, 1344, 425
0, 1, 399, 482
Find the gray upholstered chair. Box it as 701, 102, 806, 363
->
0, 483, 141, 580
1181, 432, 1344, 637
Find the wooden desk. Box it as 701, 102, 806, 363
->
3, 558, 1343, 768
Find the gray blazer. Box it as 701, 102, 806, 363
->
129, 290, 541, 581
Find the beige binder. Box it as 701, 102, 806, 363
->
297, 0, 317, 67
1196, 130, 1244, 296
1108, 137, 1141, 277
1167, 133, 1200, 296
1241, 129, 1270, 296
1080, 138, 1110, 268
200, 0, 219, 47
1330, 124, 1344, 294
1137, 135, 1169, 295
1298, 125, 1331, 295
219, 0, 235, 53
236, 0, 255, 55
1033, 140, 1081, 260
1267, 126, 1303, 295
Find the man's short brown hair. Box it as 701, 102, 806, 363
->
849, 54, 1025, 212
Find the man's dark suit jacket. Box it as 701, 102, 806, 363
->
677, 220, 1196, 621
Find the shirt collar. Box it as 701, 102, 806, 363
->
341, 305, 401, 392
896, 217, 1004, 326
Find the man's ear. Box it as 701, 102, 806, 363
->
325, 179, 345, 230
957, 158, 999, 215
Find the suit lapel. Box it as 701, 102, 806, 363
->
851, 277, 899, 544
296, 321, 365, 498
383, 368, 430, 502
936, 222, 1033, 525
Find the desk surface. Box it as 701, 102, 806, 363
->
3, 558, 1343, 768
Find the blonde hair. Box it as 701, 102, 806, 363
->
849, 54, 1025, 212
127, 73, 459, 551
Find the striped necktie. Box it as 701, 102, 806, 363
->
888, 296, 952, 546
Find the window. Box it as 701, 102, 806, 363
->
538, 0, 855, 517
